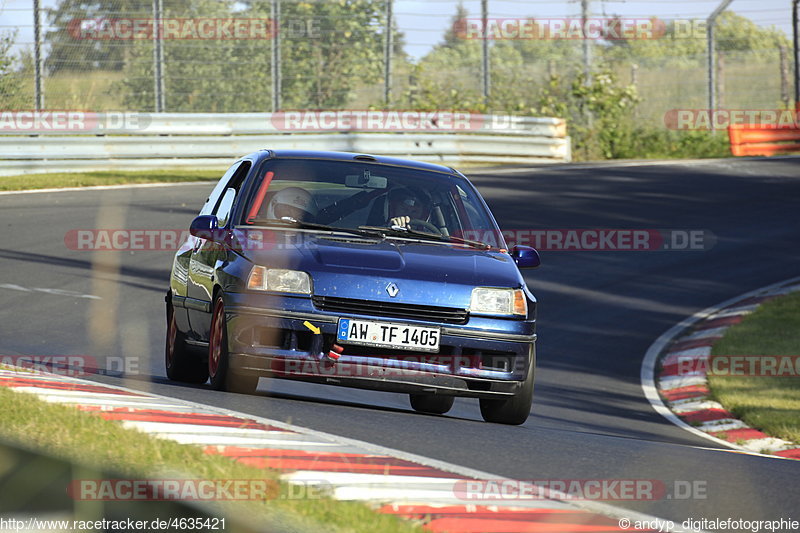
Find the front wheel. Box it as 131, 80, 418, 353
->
208, 294, 258, 394
165, 302, 208, 384
409, 393, 454, 415
479, 348, 535, 425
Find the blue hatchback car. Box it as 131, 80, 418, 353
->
166, 150, 540, 424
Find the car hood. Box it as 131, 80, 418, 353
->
238, 230, 526, 308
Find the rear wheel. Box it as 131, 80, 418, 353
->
409, 393, 454, 415
479, 350, 535, 425
208, 294, 259, 394
165, 302, 208, 384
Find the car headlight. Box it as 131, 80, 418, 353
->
247, 267, 311, 294
470, 287, 527, 317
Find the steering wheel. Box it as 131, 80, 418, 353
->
407, 219, 442, 235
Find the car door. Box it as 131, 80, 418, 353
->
186, 160, 252, 340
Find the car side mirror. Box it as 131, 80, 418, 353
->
190, 215, 222, 241
511, 245, 540, 269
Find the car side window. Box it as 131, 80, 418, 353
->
199, 162, 242, 216
214, 188, 236, 227
455, 184, 486, 229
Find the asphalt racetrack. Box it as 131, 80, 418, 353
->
1, 157, 799, 524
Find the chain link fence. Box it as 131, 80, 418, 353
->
0, 1, 796, 143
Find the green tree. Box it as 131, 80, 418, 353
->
0, 32, 27, 108
120, 0, 389, 111
44, 0, 151, 74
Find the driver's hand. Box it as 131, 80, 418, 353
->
389, 216, 411, 228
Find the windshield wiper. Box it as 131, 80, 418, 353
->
358, 225, 490, 249
247, 217, 386, 240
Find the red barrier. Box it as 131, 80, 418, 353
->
728, 123, 800, 156
728, 104, 800, 156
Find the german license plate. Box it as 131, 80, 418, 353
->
336, 318, 440, 352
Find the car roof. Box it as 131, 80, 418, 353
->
254, 149, 459, 175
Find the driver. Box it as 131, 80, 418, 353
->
387, 186, 432, 229
265, 187, 318, 222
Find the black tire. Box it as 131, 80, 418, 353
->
409, 393, 455, 415
208, 294, 259, 394
165, 302, 208, 384
479, 348, 535, 425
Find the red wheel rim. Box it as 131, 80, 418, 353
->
209, 300, 224, 377
166, 310, 177, 367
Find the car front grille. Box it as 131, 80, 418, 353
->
312, 295, 468, 324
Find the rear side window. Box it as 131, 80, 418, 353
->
198, 161, 252, 216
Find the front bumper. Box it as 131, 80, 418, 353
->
224, 293, 536, 399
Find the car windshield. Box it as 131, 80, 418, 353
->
240, 158, 503, 248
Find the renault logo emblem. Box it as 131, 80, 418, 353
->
386, 282, 399, 297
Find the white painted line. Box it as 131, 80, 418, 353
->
738, 438, 794, 453
0, 181, 211, 196
661, 347, 711, 367
658, 376, 707, 390
37, 396, 220, 412
283, 471, 461, 487
640, 275, 800, 453
696, 420, 747, 432
708, 306, 756, 319
119, 421, 293, 436
680, 327, 728, 341
11, 387, 149, 401
0, 283, 100, 300
150, 433, 343, 448
0, 371, 77, 382
661, 370, 706, 379
670, 400, 725, 413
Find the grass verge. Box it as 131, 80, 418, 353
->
709, 291, 800, 445
0, 170, 223, 192
0, 383, 422, 533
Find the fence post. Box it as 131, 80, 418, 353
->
717, 52, 724, 110
780, 45, 790, 109
581, 0, 592, 85
481, 0, 490, 106
271, 0, 281, 112
706, 0, 733, 132
793, 0, 799, 111
33, 0, 44, 110
384, 0, 393, 105
153, 0, 165, 112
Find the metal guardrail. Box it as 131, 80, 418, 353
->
0, 113, 570, 175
